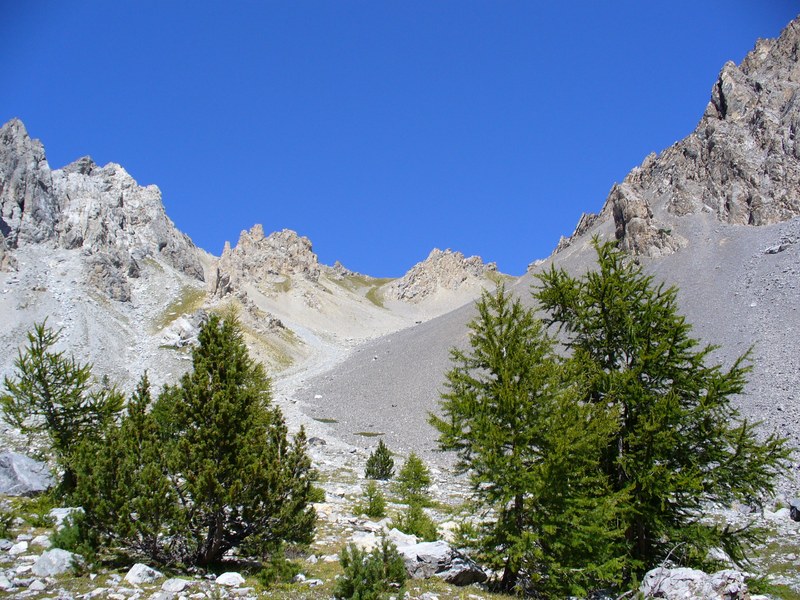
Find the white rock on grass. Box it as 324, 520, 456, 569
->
30, 535, 51, 548
124, 563, 164, 585
31, 548, 80, 577
215, 572, 245, 587
162, 577, 190, 593
0, 573, 14, 591
8, 541, 28, 555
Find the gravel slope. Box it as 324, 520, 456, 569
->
296, 215, 800, 490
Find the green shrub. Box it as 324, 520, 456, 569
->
394, 452, 431, 505
13, 493, 56, 528
49, 512, 95, 564
0, 510, 13, 538
334, 538, 407, 599
365, 440, 394, 480
392, 504, 437, 542
356, 482, 387, 519
256, 547, 302, 587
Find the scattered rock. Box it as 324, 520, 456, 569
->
31, 549, 80, 577
162, 578, 190, 593
789, 498, 800, 521
49, 507, 83, 530
9, 541, 28, 555
124, 563, 163, 585
30, 534, 50, 548
215, 572, 245, 587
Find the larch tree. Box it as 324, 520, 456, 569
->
431, 286, 626, 597
1, 321, 123, 495
534, 240, 790, 577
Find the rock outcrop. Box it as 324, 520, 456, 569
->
557, 17, 800, 257
640, 567, 749, 600
384, 249, 497, 302
0, 451, 54, 496
211, 226, 320, 296
0, 119, 204, 295
398, 540, 487, 586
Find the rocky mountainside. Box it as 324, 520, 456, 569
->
556, 17, 800, 259
383, 248, 499, 302
211, 226, 321, 297
0, 117, 505, 397
0, 120, 205, 301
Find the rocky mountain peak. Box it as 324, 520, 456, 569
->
384, 248, 498, 302
0, 118, 204, 300
212, 226, 320, 297
557, 16, 800, 257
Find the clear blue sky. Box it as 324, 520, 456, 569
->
2, 2, 796, 276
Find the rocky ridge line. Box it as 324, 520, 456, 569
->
211, 225, 321, 297
556, 15, 800, 257
384, 248, 498, 302
0, 119, 204, 300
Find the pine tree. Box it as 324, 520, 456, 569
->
365, 439, 394, 480
535, 240, 790, 576
73, 373, 179, 562
73, 315, 317, 567
159, 314, 316, 566
1, 321, 123, 494
394, 452, 432, 505
431, 286, 625, 596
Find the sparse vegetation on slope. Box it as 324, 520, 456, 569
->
154, 284, 206, 329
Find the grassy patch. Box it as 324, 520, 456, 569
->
154, 285, 206, 329
330, 275, 393, 308
487, 270, 514, 286
142, 257, 165, 272
365, 286, 385, 308
312, 417, 338, 424
354, 431, 384, 438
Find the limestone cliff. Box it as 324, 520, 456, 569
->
384, 248, 498, 303
557, 16, 800, 257
0, 119, 204, 299
211, 226, 320, 297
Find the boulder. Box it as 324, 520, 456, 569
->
48, 507, 83, 530
215, 572, 245, 587
161, 578, 190, 593
398, 540, 486, 586
789, 498, 800, 522
0, 451, 54, 496
640, 567, 748, 599
31, 548, 80, 577
124, 563, 163, 585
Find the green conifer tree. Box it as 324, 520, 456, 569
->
365, 439, 394, 480
394, 452, 432, 505
1, 322, 123, 494
431, 286, 625, 596
73, 373, 179, 562
165, 314, 316, 566
73, 315, 316, 567
535, 240, 790, 576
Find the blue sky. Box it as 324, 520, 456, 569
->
2, 2, 797, 276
